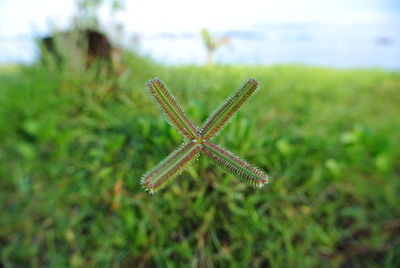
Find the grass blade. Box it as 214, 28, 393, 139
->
147, 78, 199, 139
201, 78, 259, 140
141, 141, 201, 194
202, 141, 269, 188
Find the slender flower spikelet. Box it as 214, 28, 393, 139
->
202, 141, 268, 188
201, 79, 259, 140
140, 77, 270, 194
146, 78, 199, 139
141, 141, 201, 194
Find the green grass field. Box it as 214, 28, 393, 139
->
1, 54, 399, 267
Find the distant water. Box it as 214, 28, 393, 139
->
1, 23, 400, 69
140, 23, 400, 69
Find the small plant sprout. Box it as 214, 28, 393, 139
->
141, 78, 269, 194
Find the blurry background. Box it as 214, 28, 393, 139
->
0, 0, 399, 267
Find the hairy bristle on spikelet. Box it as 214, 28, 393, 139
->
147, 78, 199, 139
202, 141, 269, 188
201, 78, 259, 140
141, 141, 201, 194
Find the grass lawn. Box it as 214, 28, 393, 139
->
1, 55, 399, 267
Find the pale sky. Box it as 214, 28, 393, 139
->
0, 0, 399, 66
0, 0, 399, 36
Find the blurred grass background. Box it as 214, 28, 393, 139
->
0, 51, 399, 267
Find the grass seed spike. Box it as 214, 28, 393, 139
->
141, 78, 269, 194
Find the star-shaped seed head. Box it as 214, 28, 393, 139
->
140, 78, 269, 194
